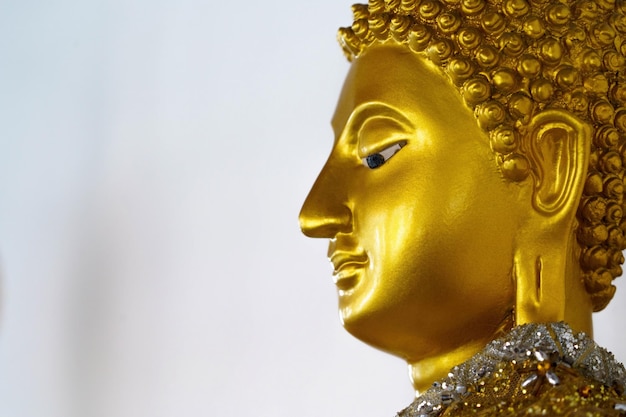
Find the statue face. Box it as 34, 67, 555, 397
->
299, 44, 528, 362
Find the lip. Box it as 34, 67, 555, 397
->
329, 249, 369, 291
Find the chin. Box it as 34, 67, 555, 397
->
339, 306, 415, 359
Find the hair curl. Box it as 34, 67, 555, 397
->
338, 0, 626, 311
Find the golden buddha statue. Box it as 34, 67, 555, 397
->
299, 0, 626, 414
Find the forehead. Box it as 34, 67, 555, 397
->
331, 44, 470, 137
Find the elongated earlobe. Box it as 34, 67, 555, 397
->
514, 254, 561, 325
514, 110, 591, 325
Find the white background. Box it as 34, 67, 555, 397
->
0, 1, 624, 416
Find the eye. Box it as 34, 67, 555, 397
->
362, 142, 405, 169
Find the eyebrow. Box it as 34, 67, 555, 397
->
333, 102, 414, 144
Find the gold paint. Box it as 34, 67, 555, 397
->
546, 4, 570, 25
503, 0, 530, 18
436, 12, 461, 34
302, 46, 521, 392
529, 78, 554, 102
420, 0, 443, 20
517, 54, 542, 78
491, 69, 518, 93
300, 0, 626, 396
460, 0, 485, 16
456, 27, 481, 50
522, 15, 546, 39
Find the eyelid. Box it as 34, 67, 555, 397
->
378, 142, 403, 159
356, 115, 411, 155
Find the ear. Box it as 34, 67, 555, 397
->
526, 109, 591, 217
514, 109, 591, 326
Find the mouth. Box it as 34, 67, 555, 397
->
329, 249, 369, 291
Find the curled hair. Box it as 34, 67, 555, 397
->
339, 0, 626, 311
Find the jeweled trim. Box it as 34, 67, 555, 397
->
397, 322, 626, 417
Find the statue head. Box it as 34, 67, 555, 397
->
299, 0, 626, 392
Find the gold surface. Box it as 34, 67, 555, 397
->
299, 0, 626, 395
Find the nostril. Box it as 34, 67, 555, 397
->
299, 205, 352, 238
299, 218, 347, 238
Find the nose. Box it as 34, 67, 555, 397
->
299, 157, 353, 238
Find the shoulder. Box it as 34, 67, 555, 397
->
442, 361, 626, 416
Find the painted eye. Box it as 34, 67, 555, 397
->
362, 142, 405, 169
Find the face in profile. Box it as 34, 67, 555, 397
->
299, 44, 531, 362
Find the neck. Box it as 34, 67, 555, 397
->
408, 310, 515, 394
408, 339, 489, 395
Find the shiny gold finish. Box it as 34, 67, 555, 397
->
299, 0, 626, 395
337, 0, 626, 309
